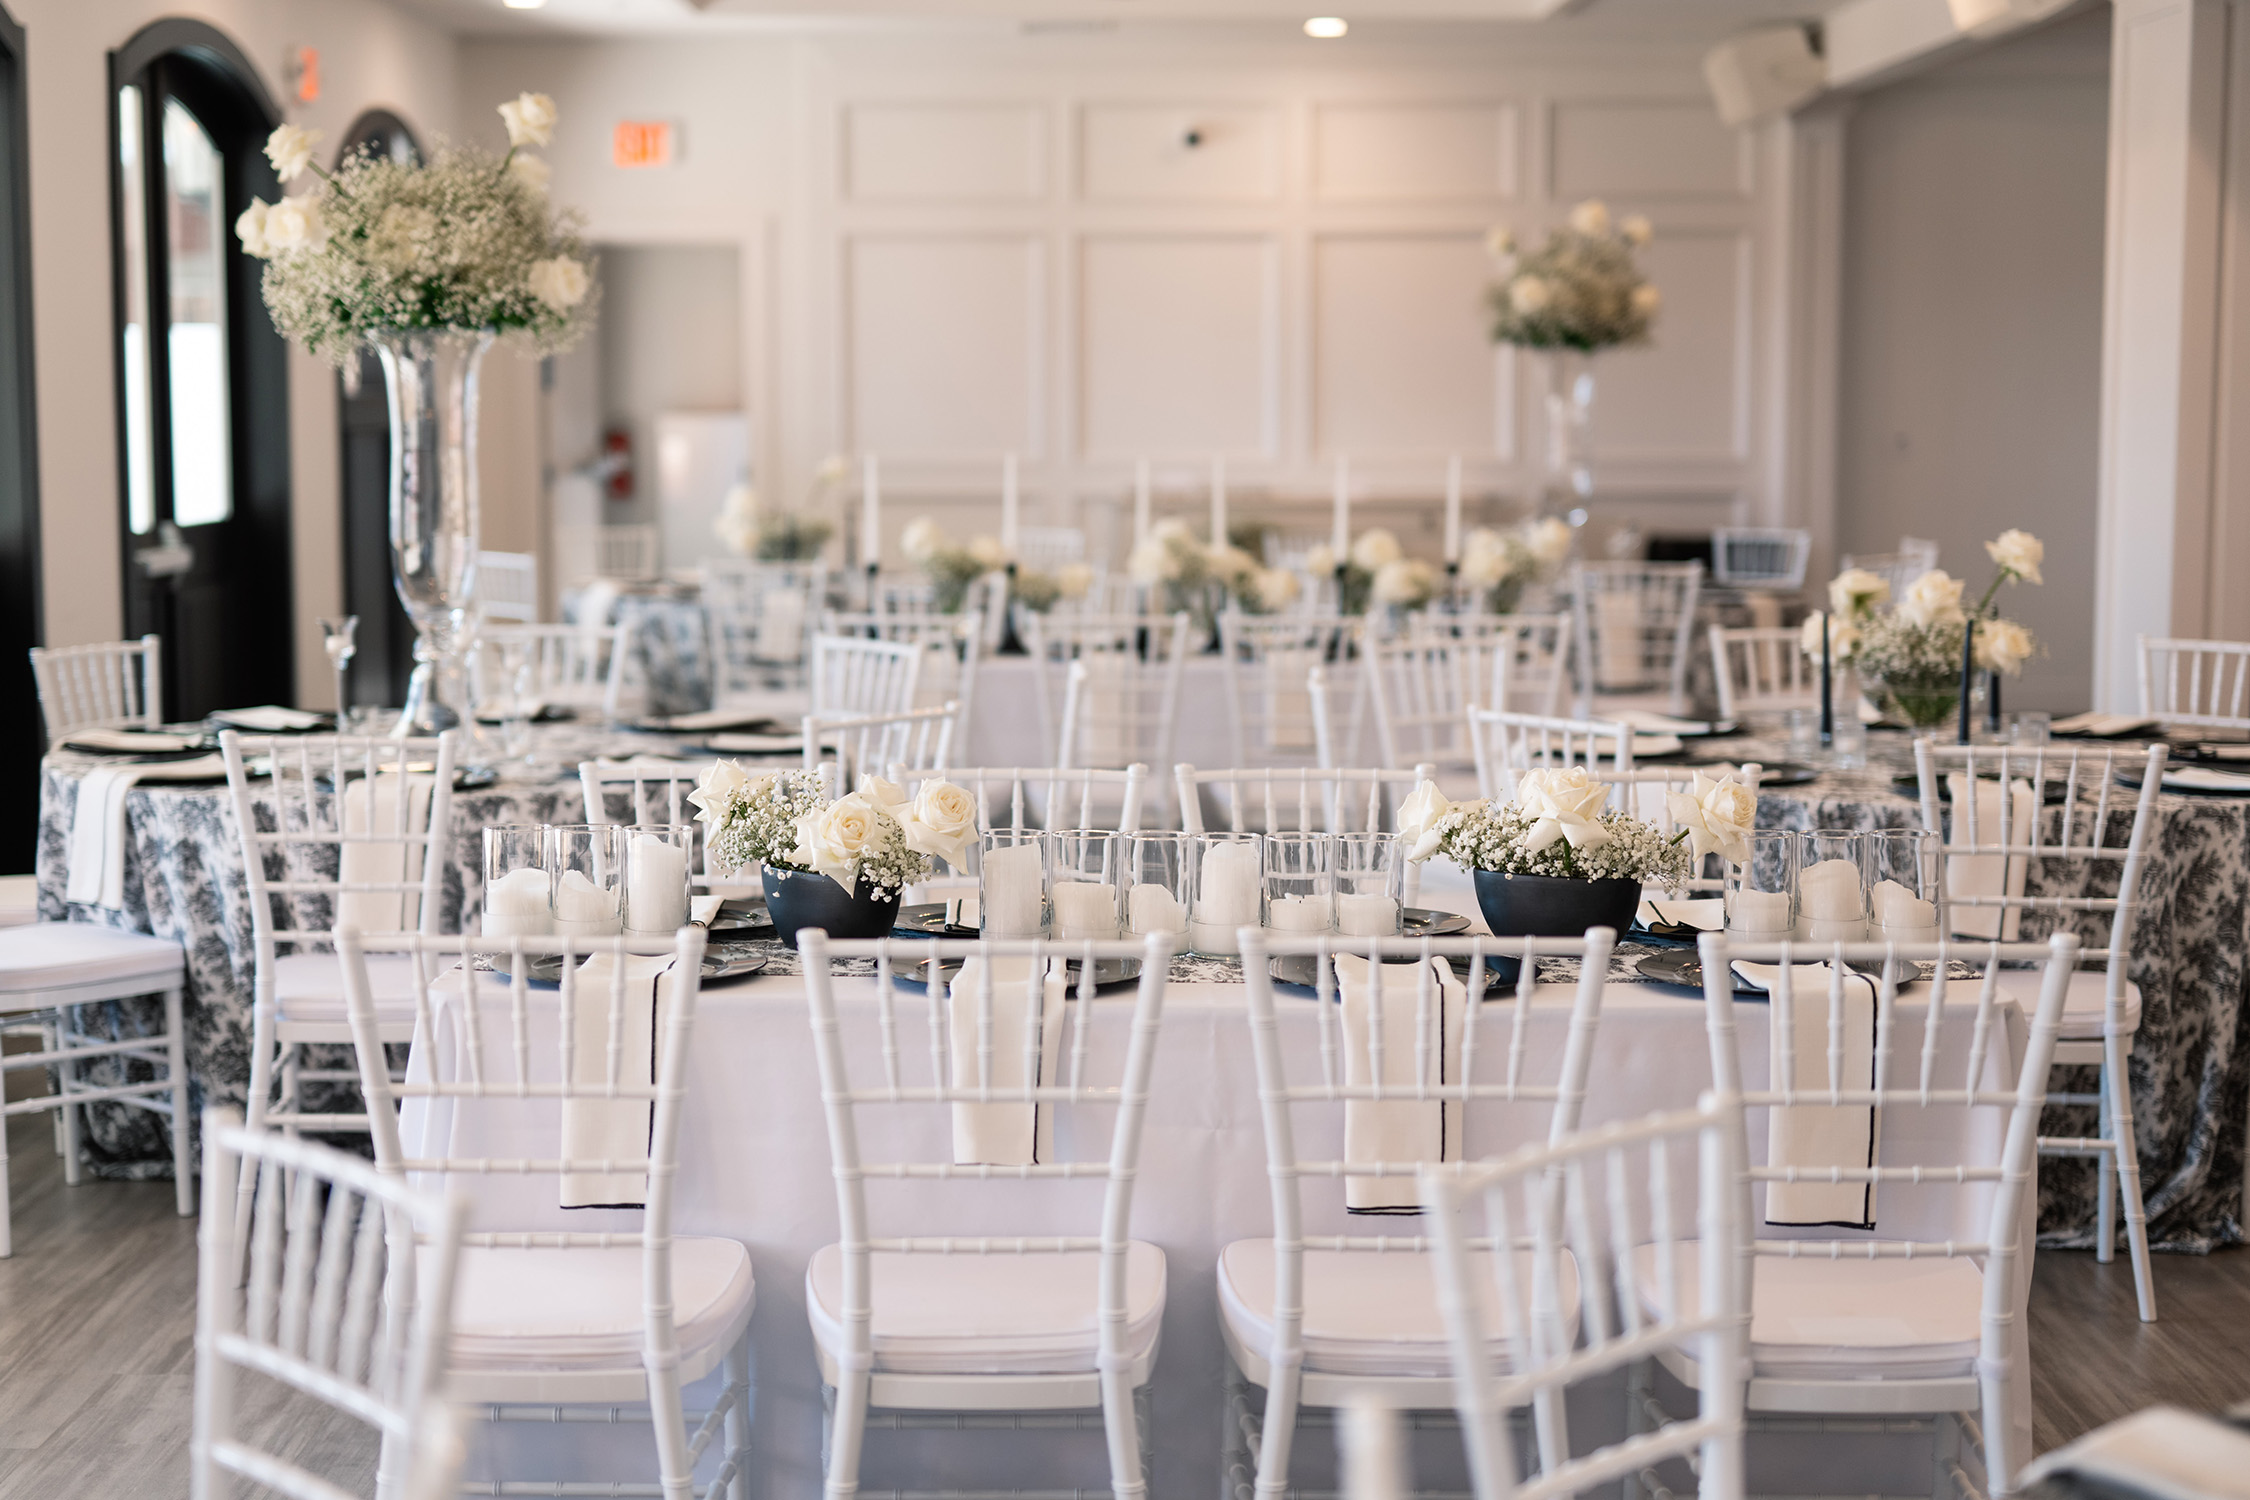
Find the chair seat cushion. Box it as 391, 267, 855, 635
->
1218, 1239, 1581, 1379
0, 922, 183, 995
806, 1241, 1166, 1376
1636, 1241, 1981, 1381
0, 874, 37, 929
273, 951, 421, 1022
437, 1237, 755, 1372
2057, 970, 2140, 1040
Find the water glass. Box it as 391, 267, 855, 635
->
1784, 707, 1821, 761
979, 828, 1050, 938
1864, 829, 1942, 942
1263, 833, 1333, 936
547, 824, 626, 938
1050, 830, 1125, 941
2007, 711, 2052, 747
1796, 830, 1868, 941
623, 824, 694, 936
482, 826, 550, 937
1726, 829, 1797, 935
1188, 831, 1264, 957
1333, 833, 1402, 938
1123, 832, 1190, 937
320, 615, 358, 731
488, 637, 538, 768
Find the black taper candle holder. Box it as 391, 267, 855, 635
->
997, 563, 1027, 656
1958, 618, 1977, 745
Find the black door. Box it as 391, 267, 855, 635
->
0, 3, 39, 869
111, 24, 291, 718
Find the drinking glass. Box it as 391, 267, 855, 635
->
1864, 829, 1942, 942
1050, 830, 1125, 941
978, 828, 1050, 938
1784, 707, 1821, 761
481, 826, 550, 937
489, 637, 539, 770
1333, 833, 1402, 938
1188, 831, 1264, 957
546, 824, 625, 938
2007, 711, 2052, 747
319, 616, 359, 732
623, 824, 694, 936
1123, 832, 1190, 937
1796, 830, 1868, 941
1725, 829, 1797, 936
1263, 832, 1333, 936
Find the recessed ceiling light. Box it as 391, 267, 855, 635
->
1304, 16, 1348, 37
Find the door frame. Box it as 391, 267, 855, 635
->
0, 0, 39, 867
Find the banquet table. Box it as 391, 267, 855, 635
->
402, 952, 2035, 1498
29, 718, 2250, 1252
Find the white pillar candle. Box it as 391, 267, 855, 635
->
1268, 893, 1333, 934
1001, 452, 1020, 556
1728, 888, 1792, 934
1191, 841, 1261, 955
626, 832, 691, 935
1797, 857, 1867, 942
1871, 878, 1939, 941
1128, 882, 1185, 936
554, 868, 622, 937
1443, 455, 1463, 564
1337, 892, 1401, 938
861, 454, 881, 570
1052, 880, 1121, 940
1210, 454, 1228, 550
1133, 458, 1152, 545
1330, 454, 1351, 559
482, 866, 553, 937
981, 841, 1047, 937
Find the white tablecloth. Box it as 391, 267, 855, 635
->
404, 972, 2035, 1496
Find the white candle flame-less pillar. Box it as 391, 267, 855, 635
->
1191, 840, 1262, 955
1331, 455, 1351, 558
981, 841, 1047, 937
554, 869, 622, 938
1128, 881, 1185, 935
860, 454, 881, 570
625, 832, 690, 935
1052, 880, 1121, 940
1001, 452, 1020, 556
1210, 455, 1228, 550
482, 866, 553, 937
1133, 458, 1152, 546
1443, 455, 1463, 565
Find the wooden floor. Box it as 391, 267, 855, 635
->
0, 1108, 2243, 1494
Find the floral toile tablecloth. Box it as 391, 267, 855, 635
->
31, 725, 2250, 1250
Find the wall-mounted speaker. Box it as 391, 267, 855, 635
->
1703, 25, 1827, 128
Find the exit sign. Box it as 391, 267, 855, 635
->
612, 120, 673, 169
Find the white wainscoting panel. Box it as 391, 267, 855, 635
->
1078, 103, 1282, 201
845, 234, 1044, 458
1312, 232, 1512, 458
844, 103, 1047, 202
1313, 103, 1520, 201
1582, 228, 1751, 462
1550, 100, 1752, 199
1078, 234, 1279, 457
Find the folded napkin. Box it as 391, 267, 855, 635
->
757, 586, 807, 663
2160, 765, 2250, 792
1336, 954, 1466, 1214
1264, 648, 1321, 750
2050, 712, 2159, 738
1637, 896, 1725, 932
1594, 592, 1645, 689
1732, 960, 1878, 1229
338, 773, 435, 934
1074, 655, 1135, 766
653, 707, 785, 734
64, 765, 151, 909
210, 705, 327, 733
948, 954, 1066, 1166
559, 950, 676, 1209
701, 731, 807, 754
61, 728, 206, 755
690, 893, 727, 926
1612, 709, 1710, 735
1945, 774, 2036, 941
2019, 1406, 2250, 1500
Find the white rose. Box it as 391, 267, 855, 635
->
1211, 544, 1259, 585
1128, 539, 1179, 585
967, 535, 1010, 570
1975, 618, 2036, 676
1508, 275, 1552, 316
1799, 610, 1860, 665
499, 91, 558, 148
1350, 528, 1403, 572
1513, 766, 1612, 854
814, 453, 851, 486
1665, 770, 1755, 866
1483, 225, 1516, 258
1458, 532, 1507, 589
1630, 284, 1662, 318
1985, 528, 2044, 586
1395, 779, 1458, 863
901, 517, 944, 563
261, 197, 325, 254
688, 759, 753, 829
263, 123, 322, 184
1900, 569, 1967, 628
235, 200, 273, 258
1058, 562, 1095, 601
1306, 544, 1337, 576
1525, 517, 1573, 570
1371, 558, 1435, 607
1568, 199, 1612, 237
508, 153, 551, 195
1828, 568, 1891, 618
528, 256, 590, 312
902, 779, 977, 867
794, 794, 880, 890
1253, 568, 1301, 612
857, 774, 909, 814
1620, 214, 1653, 247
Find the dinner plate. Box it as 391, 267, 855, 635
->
1634, 946, 1977, 995
702, 896, 774, 936
1690, 758, 1818, 787
2116, 763, 2250, 796
491, 948, 769, 985
885, 953, 1147, 990
1894, 774, 2072, 805
61, 729, 213, 756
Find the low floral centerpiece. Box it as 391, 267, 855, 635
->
898, 520, 1093, 618
1458, 516, 1576, 614
714, 457, 844, 561
690, 763, 977, 944
1803, 530, 2042, 730
1125, 518, 1301, 629
1306, 527, 1439, 616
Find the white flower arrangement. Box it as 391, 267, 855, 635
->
1486, 199, 1660, 352
690, 764, 976, 895
1308, 526, 1438, 615
238, 93, 594, 364
1458, 516, 1573, 613
1396, 769, 1693, 885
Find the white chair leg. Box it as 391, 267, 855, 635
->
1099, 1363, 1148, 1500
165, 986, 191, 1218
44, 1020, 61, 1156
0, 1075, 14, 1258
645, 1354, 694, 1500
234, 1003, 279, 1256
2106, 1033, 2158, 1322
2094, 1066, 2116, 1264
725, 1335, 753, 1500
1622, 1358, 1651, 1500
1221, 1354, 1247, 1500
825, 1370, 871, 1500
57, 1004, 79, 1188
1252, 1356, 1301, 1500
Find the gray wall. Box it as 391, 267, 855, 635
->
1836, 9, 2110, 711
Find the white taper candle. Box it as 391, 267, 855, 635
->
1210, 454, 1228, 550
1001, 452, 1020, 555
860, 454, 881, 570
1444, 455, 1463, 564
1133, 458, 1152, 545
1331, 454, 1350, 558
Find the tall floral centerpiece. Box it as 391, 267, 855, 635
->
240, 95, 595, 735
1803, 531, 2042, 731
1486, 201, 1660, 518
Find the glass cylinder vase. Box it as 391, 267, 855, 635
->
376, 328, 495, 742
1539, 350, 1595, 520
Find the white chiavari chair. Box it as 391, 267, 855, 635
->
809, 632, 923, 721
479, 621, 628, 721
1913, 739, 2168, 1321
1364, 638, 1507, 773
797, 929, 1177, 1500
1218, 611, 1353, 764
475, 549, 540, 625
1568, 562, 1703, 716
2137, 635, 2250, 730
1175, 762, 1437, 903
29, 634, 163, 746
1682, 931, 2078, 1500
1708, 625, 1821, 721
596, 523, 661, 582
894, 764, 1149, 897
578, 757, 770, 900
1024, 611, 1193, 769
869, 575, 939, 617
1421, 1097, 1748, 1500
1709, 528, 1810, 592
219, 731, 457, 1242
707, 558, 823, 703
192, 1107, 468, 1500
803, 701, 957, 794
1841, 538, 1940, 603
340, 926, 754, 1500
1226, 928, 1621, 1500
823, 609, 984, 747
1414, 612, 1572, 718
1015, 525, 1087, 571
1466, 709, 1636, 801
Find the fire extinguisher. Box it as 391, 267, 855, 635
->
602, 427, 633, 501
